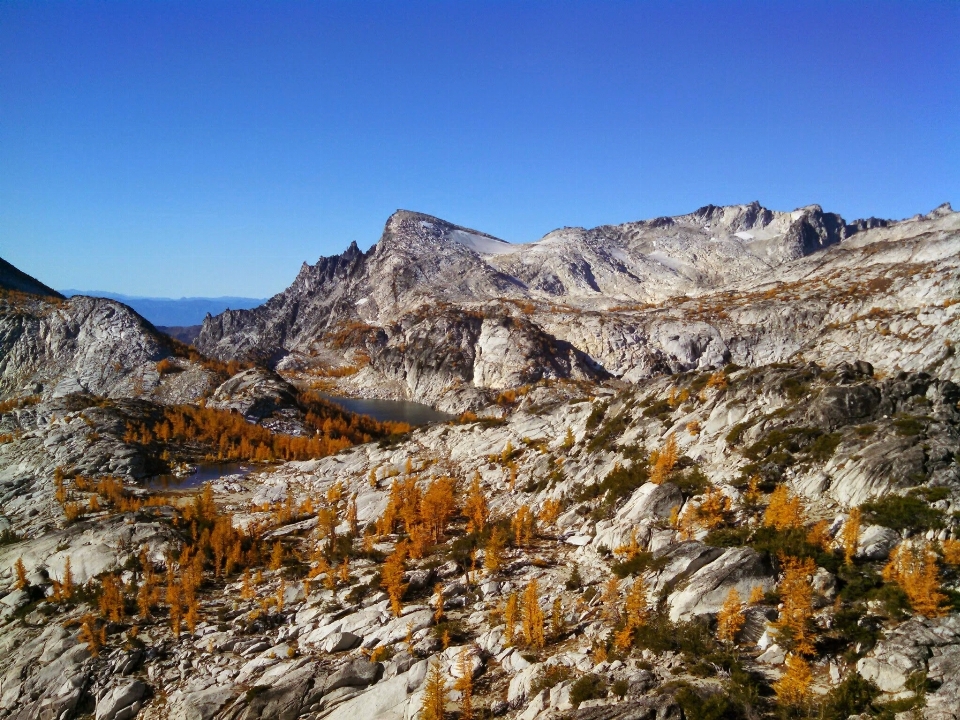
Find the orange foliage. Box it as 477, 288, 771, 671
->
649, 434, 678, 485
463, 473, 489, 533
773, 556, 816, 656
763, 485, 806, 530
381, 540, 408, 617
716, 587, 745, 643
883, 541, 948, 618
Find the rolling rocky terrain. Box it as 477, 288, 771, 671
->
0, 200, 958, 720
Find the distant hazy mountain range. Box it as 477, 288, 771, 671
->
59, 290, 266, 328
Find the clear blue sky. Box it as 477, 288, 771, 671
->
2, 1, 958, 298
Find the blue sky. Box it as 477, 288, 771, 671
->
2, 1, 958, 298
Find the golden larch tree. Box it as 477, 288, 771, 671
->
381, 540, 409, 617
716, 587, 745, 643
773, 556, 816, 656
484, 528, 506, 573
624, 577, 649, 629
650, 434, 678, 485
943, 538, 960, 566
841, 507, 861, 566
521, 579, 545, 649
14, 558, 28, 590
806, 520, 832, 552
99, 574, 124, 623
433, 583, 444, 623
602, 575, 620, 622
78, 614, 105, 657
883, 541, 947, 618
774, 653, 812, 707
454, 649, 474, 720
421, 476, 457, 544
763, 485, 806, 530
419, 660, 447, 720
512, 505, 534, 547
463, 472, 489, 533
538, 498, 562, 527
695, 487, 731, 530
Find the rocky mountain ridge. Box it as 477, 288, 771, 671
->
198, 201, 959, 412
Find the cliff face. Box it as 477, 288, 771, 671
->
198, 203, 960, 412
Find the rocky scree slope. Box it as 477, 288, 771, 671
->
0, 359, 959, 720
197, 202, 960, 412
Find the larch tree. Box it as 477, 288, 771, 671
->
806, 520, 832, 552
521, 579, 545, 649
512, 505, 534, 547
624, 577, 649, 630
433, 582, 444, 623
98, 574, 124, 623
716, 587, 745, 644
841, 507, 862, 566
484, 528, 506, 573
381, 540, 409, 617
270, 540, 284, 571
883, 541, 948, 618
650, 434, 678, 485
419, 660, 447, 720
773, 556, 816, 656
773, 653, 812, 707
763, 485, 806, 530
463, 472, 489, 533
454, 649, 474, 720
943, 538, 960, 566
421, 476, 457, 544
78, 614, 105, 657
501, 440, 514, 465
14, 558, 27, 590
694, 487, 732, 530
62, 557, 74, 600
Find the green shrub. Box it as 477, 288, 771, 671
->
672, 466, 710, 496
585, 402, 608, 430
861, 495, 945, 532
588, 412, 631, 452
530, 665, 573, 695
725, 421, 751, 446
612, 551, 668, 578
642, 400, 672, 418
893, 415, 924, 437
817, 673, 880, 720
565, 564, 583, 590
577, 460, 648, 504
569, 674, 607, 707
808, 432, 842, 461
675, 686, 741, 720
